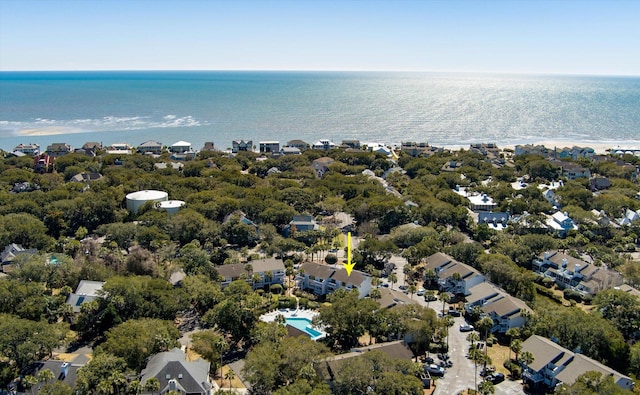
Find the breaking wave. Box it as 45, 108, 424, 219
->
0, 115, 206, 137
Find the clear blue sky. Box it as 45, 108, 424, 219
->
1, 0, 638, 75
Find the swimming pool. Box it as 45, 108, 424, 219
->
285, 317, 324, 339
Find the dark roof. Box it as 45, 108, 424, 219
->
300, 262, 370, 287
320, 341, 414, 381
140, 348, 210, 394
20, 352, 90, 394
1, 243, 37, 264
424, 252, 453, 270
376, 287, 417, 309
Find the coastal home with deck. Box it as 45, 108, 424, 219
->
13, 143, 40, 156
232, 139, 253, 153
138, 140, 163, 155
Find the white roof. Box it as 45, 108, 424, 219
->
126, 190, 168, 200
158, 200, 185, 209
171, 140, 191, 146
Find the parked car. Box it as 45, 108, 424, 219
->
424, 294, 437, 302
416, 288, 426, 296
424, 364, 445, 377
448, 309, 461, 317
459, 324, 474, 332
485, 372, 505, 384
423, 356, 435, 364
480, 366, 496, 377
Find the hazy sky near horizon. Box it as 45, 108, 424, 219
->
1, 0, 638, 75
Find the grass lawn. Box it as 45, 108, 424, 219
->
485, 343, 511, 376
216, 365, 246, 389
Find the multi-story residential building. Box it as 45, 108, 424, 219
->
532, 250, 623, 295
138, 140, 163, 155
521, 335, 633, 392
480, 295, 532, 333
214, 258, 285, 290
341, 139, 361, 149
545, 211, 578, 237
424, 252, 485, 296
13, 143, 40, 156
46, 142, 73, 157
232, 139, 253, 153
259, 141, 280, 153
285, 139, 308, 151
296, 261, 372, 299
311, 139, 336, 151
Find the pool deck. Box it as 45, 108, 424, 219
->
259, 308, 327, 340
260, 308, 319, 322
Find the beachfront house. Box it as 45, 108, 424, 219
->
286, 139, 308, 151
232, 140, 253, 153
138, 140, 163, 155
259, 141, 280, 153
46, 142, 73, 157
312, 139, 336, 151
521, 335, 634, 392
13, 143, 41, 156
296, 261, 372, 299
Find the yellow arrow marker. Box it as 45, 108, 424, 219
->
344, 232, 355, 276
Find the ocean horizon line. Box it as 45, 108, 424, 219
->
2, 69, 639, 78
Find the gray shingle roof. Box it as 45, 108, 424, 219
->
140, 348, 210, 394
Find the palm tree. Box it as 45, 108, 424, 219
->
369, 288, 382, 301
520, 351, 534, 383
37, 369, 55, 385
476, 316, 494, 341
424, 268, 437, 287
467, 332, 481, 392
224, 369, 236, 390
251, 273, 262, 290
443, 315, 454, 350
511, 339, 523, 362
388, 273, 398, 290
439, 291, 451, 317
505, 327, 520, 361
403, 265, 413, 284
425, 290, 435, 308
23, 375, 38, 395
408, 284, 417, 299
264, 270, 273, 293
478, 380, 495, 395
143, 377, 160, 394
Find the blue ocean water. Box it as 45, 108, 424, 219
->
1, 71, 639, 151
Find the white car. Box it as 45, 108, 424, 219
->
459, 324, 474, 332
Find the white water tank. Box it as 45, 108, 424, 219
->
126, 190, 168, 214
157, 200, 185, 215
